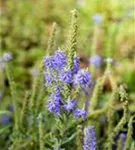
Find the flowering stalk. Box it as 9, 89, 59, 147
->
28, 25, 58, 144
38, 113, 45, 150
108, 73, 117, 91
105, 23, 118, 58
67, 9, 78, 69
76, 125, 83, 150
5, 63, 22, 150
5, 63, 19, 132
119, 85, 128, 102
20, 91, 30, 130
30, 61, 44, 114
106, 101, 129, 150
107, 88, 119, 135
36, 22, 57, 114
124, 115, 134, 150
64, 9, 78, 99
105, 84, 129, 149
47, 22, 57, 55
83, 126, 97, 150
36, 85, 46, 114
90, 75, 105, 110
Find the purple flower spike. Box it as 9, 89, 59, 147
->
60, 70, 73, 84
2, 53, 13, 62
47, 92, 63, 116
74, 69, 92, 87
89, 55, 102, 68
54, 51, 67, 69
64, 100, 77, 112
83, 126, 97, 150
47, 100, 61, 116
45, 72, 54, 86
74, 109, 88, 120
44, 56, 57, 69
44, 51, 67, 70
1, 115, 11, 125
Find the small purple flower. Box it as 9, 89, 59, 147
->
83, 126, 97, 150
48, 100, 61, 116
74, 69, 92, 87
44, 51, 67, 70
54, 51, 67, 69
47, 92, 63, 115
92, 14, 104, 24
89, 55, 102, 68
44, 56, 57, 69
119, 133, 127, 150
1, 115, 11, 125
45, 71, 54, 86
2, 53, 13, 62
73, 57, 80, 74
74, 109, 88, 119
64, 100, 77, 112
60, 70, 73, 84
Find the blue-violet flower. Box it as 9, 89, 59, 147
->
60, 69, 73, 84
83, 126, 97, 150
74, 69, 92, 87
64, 100, 77, 112
89, 55, 102, 68
74, 108, 88, 120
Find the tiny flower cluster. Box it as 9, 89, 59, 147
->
89, 55, 102, 68
44, 50, 92, 119
0, 105, 14, 125
83, 126, 97, 150
0, 53, 13, 69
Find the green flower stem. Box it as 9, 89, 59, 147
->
76, 125, 83, 150
38, 113, 45, 150
124, 115, 135, 150
107, 88, 119, 136
106, 101, 129, 150
30, 61, 44, 114
90, 75, 106, 110
20, 91, 30, 130
47, 22, 57, 55
64, 9, 78, 99
117, 138, 123, 150
5, 63, 19, 131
